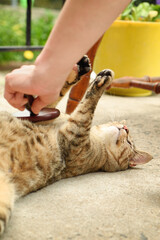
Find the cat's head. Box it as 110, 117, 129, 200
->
96, 123, 152, 172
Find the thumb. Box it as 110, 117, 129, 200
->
31, 97, 47, 114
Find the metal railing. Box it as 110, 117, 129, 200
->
0, 0, 43, 52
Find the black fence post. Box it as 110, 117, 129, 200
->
26, 0, 32, 46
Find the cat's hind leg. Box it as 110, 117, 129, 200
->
47, 55, 91, 108
0, 171, 15, 236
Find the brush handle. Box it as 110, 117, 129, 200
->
24, 94, 36, 116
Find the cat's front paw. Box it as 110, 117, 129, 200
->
77, 55, 91, 77
96, 69, 114, 88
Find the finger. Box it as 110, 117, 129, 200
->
14, 92, 28, 106
31, 97, 47, 114
4, 73, 17, 101
20, 65, 35, 70
16, 105, 26, 111
4, 89, 14, 103
5, 72, 31, 97
4, 91, 28, 109
10, 92, 28, 106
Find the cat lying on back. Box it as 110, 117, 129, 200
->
0, 56, 152, 236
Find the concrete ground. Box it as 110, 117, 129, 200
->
0, 71, 160, 240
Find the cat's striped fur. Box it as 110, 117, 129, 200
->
0, 56, 152, 236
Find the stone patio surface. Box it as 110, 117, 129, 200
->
0, 71, 160, 240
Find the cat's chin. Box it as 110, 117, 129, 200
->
94, 125, 125, 146
104, 126, 127, 146
97, 125, 119, 138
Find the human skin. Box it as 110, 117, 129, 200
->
4, 0, 131, 114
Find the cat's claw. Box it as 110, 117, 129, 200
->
96, 69, 114, 88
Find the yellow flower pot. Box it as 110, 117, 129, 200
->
93, 20, 160, 96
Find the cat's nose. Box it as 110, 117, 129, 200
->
123, 125, 129, 134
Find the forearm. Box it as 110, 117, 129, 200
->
36, 0, 131, 70
4, 0, 131, 114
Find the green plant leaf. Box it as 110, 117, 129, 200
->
120, 1, 160, 22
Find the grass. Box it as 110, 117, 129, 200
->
0, 6, 58, 63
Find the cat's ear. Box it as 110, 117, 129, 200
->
129, 150, 153, 167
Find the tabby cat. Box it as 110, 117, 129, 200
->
0, 56, 152, 236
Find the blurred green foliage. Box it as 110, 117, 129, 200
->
34, 0, 64, 9
0, 0, 64, 9
0, 7, 57, 63
134, 0, 156, 5
121, 1, 160, 21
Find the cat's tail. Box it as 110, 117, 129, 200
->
0, 171, 15, 236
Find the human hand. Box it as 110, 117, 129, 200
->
4, 64, 69, 114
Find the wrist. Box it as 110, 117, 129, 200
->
33, 56, 72, 97
35, 48, 74, 77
